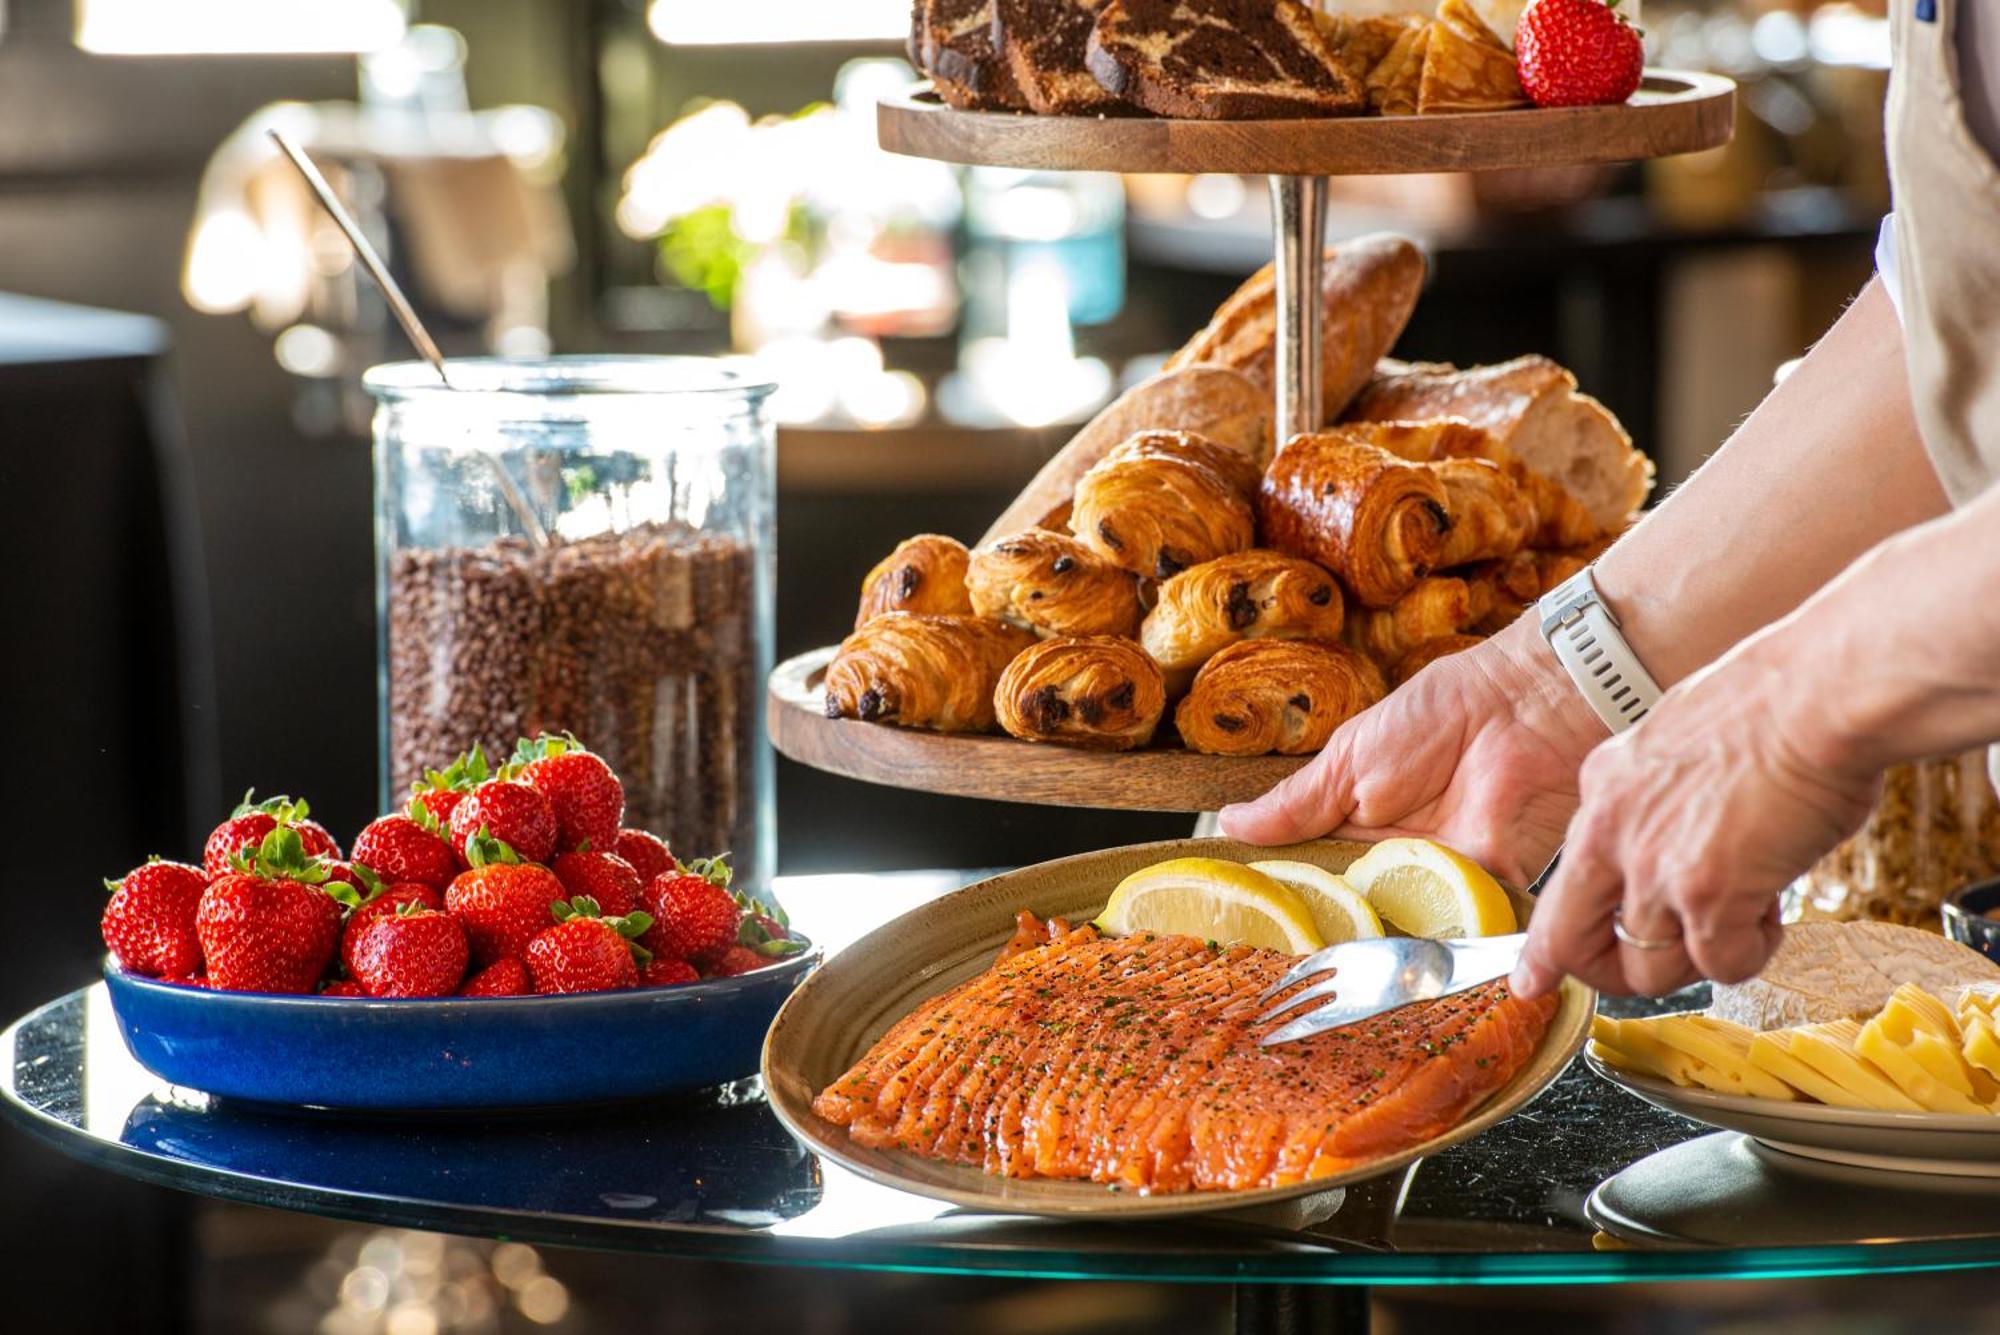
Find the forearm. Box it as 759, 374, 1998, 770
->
1773, 480, 2000, 774
1594, 277, 1948, 686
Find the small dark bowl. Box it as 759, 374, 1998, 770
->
1943, 879, 2000, 964
102, 939, 818, 1112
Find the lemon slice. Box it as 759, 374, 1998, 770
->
1249, 861, 1384, 945
1097, 857, 1325, 953
1340, 837, 1516, 938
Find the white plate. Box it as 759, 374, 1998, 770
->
1587, 1051, 2000, 1177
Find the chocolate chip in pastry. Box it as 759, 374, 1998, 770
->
824, 613, 1036, 733
1342, 575, 1476, 666
1101, 428, 1264, 502
1070, 450, 1255, 582
855, 534, 974, 630
995, 635, 1166, 751
1175, 639, 1385, 756
1256, 428, 1452, 609
1140, 548, 1343, 674
1391, 633, 1486, 686
967, 529, 1145, 639
1430, 456, 1534, 567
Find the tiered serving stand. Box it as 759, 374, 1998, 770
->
768, 71, 1737, 810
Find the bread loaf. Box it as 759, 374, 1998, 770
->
1709, 922, 2000, 1032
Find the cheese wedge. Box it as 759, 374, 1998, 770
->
1784, 1021, 1926, 1112
1647, 1015, 1798, 1101
1748, 1030, 1877, 1109
1711, 922, 2000, 1031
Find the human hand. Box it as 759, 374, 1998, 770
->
1509, 638, 1881, 999
1218, 619, 1604, 885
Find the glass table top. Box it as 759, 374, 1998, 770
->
9, 869, 2000, 1287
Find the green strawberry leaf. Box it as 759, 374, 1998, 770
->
324, 881, 363, 910
394, 899, 430, 919
349, 864, 387, 897
103, 877, 123, 894
617, 909, 653, 938
465, 828, 521, 869
676, 852, 733, 889
406, 796, 444, 834
754, 938, 806, 958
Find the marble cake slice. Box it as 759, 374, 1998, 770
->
993, 0, 1128, 115
916, 0, 1027, 111
1085, 0, 1364, 120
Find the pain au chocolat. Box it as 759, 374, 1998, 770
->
1175, 639, 1385, 756
1070, 448, 1255, 582
854, 533, 975, 629
824, 613, 1036, 733
995, 635, 1167, 750
967, 529, 1146, 639
1257, 429, 1453, 609
1140, 549, 1344, 675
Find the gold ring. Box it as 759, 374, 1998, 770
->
1612, 909, 1681, 952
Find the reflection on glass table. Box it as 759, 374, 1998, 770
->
10, 868, 2000, 1325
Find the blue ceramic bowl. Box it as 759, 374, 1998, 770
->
1944, 880, 2000, 965
102, 940, 818, 1111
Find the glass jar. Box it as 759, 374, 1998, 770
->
1786, 751, 2000, 930
365, 357, 776, 891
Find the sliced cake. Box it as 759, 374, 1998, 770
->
1084, 0, 1365, 119
994, 0, 1129, 115
916, 0, 1028, 111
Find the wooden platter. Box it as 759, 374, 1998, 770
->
768, 647, 1307, 811
877, 70, 1735, 177
764, 836, 1591, 1219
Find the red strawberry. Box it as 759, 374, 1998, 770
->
509, 734, 624, 853
637, 857, 740, 967
352, 809, 459, 891
350, 902, 469, 998
443, 833, 568, 967
707, 946, 767, 978
1516, 0, 1644, 108
460, 957, 532, 996
320, 979, 365, 996
551, 849, 641, 918
409, 745, 491, 828
101, 859, 207, 978
524, 897, 653, 995
640, 957, 699, 987
613, 829, 673, 885
166, 974, 210, 989
203, 791, 338, 875
339, 880, 443, 977
448, 780, 557, 865
195, 828, 345, 993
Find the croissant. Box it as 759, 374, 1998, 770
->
1391, 633, 1486, 686
1176, 640, 1386, 756
1431, 456, 1534, 567
823, 613, 1035, 733
854, 534, 973, 629
1140, 549, 1344, 674
995, 636, 1167, 751
1070, 451, 1255, 581
967, 530, 1145, 639
1343, 576, 1476, 666
1257, 429, 1452, 608
1102, 429, 1264, 501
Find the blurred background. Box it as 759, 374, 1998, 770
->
0, 0, 1914, 1329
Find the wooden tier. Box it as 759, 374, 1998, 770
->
877, 70, 1734, 176
769, 647, 1307, 812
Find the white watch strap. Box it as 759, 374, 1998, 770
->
1537, 568, 1663, 734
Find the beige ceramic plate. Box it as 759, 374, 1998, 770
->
763, 836, 1592, 1219
1588, 1052, 2000, 1178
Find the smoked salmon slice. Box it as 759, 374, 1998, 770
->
812, 911, 1559, 1193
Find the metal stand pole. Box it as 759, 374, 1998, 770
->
1233, 1283, 1370, 1335
1269, 174, 1328, 441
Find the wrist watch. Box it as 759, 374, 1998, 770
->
1536, 567, 1663, 735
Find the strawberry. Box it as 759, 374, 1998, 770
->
551, 849, 641, 918
460, 957, 532, 996
320, 979, 365, 997
732, 891, 807, 961
707, 946, 767, 978
523, 897, 653, 995
1515, 0, 1644, 108
166, 974, 210, 989
613, 829, 673, 885
195, 828, 346, 993
509, 734, 624, 853
101, 859, 207, 978
351, 808, 459, 891
350, 902, 469, 998
409, 746, 490, 828
639, 957, 700, 988
637, 857, 741, 967
442, 832, 568, 967
448, 779, 557, 865
339, 880, 443, 977
203, 790, 339, 875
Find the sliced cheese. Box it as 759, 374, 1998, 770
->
1855, 1016, 1989, 1115
1591, 1016, 1709, 1087
1648, 1015, 1798, 1101
1863, 984, 1989, 1110
1784, 1021, 1926, 1113
1958, 981, 2000, 1023
1965, 1013, 2000, 1083
1748, 1030, 1877, 1109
